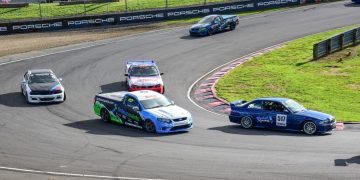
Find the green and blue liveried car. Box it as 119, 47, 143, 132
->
93, 90, 193, 133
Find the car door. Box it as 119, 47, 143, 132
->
212, 16, 221, 32
264, 101, 294, 130
21, 72, 29, 94
247, 100, 272, 128
122, 95, 142, 128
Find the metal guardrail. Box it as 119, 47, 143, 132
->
313, 27, 360, 60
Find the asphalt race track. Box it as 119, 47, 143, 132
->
1, 1, 360, 180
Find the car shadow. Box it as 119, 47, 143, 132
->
180, 35, 204, 39
334, 155, 360, 166
0, 92, 60, 108
64, 119, 187, 137
208, 125, 331, 137
100, 81, 128, 93
344, 2, 360, 7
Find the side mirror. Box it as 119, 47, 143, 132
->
171, 100, 175, 105
132, 106, 140, 112
58, 78, 63, 82
160, 73, 164, 75
124, 74, 128, 76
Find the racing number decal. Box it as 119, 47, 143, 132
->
276, 114, 287, 127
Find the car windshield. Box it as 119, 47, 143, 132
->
198, 16, 215, 24
129, 66, 159, 77
28, 73, 57, 84
140, 96, 173, 109
283, 99, 306, 113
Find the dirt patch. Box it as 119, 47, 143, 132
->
348, 84, 360, 91
0, 23, 190, 57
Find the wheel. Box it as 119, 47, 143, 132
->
240, 116, 253, 129
207, 29, 214, 36
303, 121, 317, 135
230, 23, 236, 30
144, 120, 156, 133
21, 86, 24, 95
63, 92, 66, 102
25, 92, 31, 104
100, 109, 110, 123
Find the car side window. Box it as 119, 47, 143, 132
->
124, 96, 139, 109
263, 101, 287, 112
214, 17, 220, 24
247, 101, 263, 110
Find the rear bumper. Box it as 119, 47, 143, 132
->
27, 92, 65, 103
129, 86, 164, 94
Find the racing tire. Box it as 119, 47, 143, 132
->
240, 116, 253, 129
144, 120, 156, 133
25, 93, 31, 104
207, 29, 214, 36
63, 92, 66, 102
100, 109, 110, 123
230, 23, 236, 30
303, 121, 317, 135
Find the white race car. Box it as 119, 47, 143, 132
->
21, 69, 66, 103
125, 60, 165, 94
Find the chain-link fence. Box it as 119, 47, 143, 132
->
0, 0, 237, 21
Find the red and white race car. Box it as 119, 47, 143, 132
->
124, 60, 165, 94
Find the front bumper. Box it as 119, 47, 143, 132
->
317, 122, 337, 133
27, 92, 65, 103
155, 118, 193, 133
129, 86, 164, 94
189, 30, 208, 36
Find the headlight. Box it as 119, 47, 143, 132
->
319, 119, 330, 125
157, 118, 172, 123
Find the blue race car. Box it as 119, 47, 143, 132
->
189, 14, 239, 36
229, 98, 336, 135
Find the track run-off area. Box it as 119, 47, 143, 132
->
0, 1, 360, 180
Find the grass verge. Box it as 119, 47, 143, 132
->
215, 26, 360, 122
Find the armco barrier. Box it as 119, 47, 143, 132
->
0, 0, 300, 35
313, 27, 360, 59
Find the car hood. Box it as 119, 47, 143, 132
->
295, 110, 333, 121
29, 82, 62, 92
191, 23, 210, 29
129, 76, 162, 86
146, 105, 190, 119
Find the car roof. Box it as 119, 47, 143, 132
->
129, 90, 163, 101
127, 60, 156, 67
29, 69, 53, 74
256, 97, 290, 103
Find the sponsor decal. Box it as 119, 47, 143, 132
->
0, 27, 7, 32
257, 116, 272, 123
96, 97, 115, 105
119, 13, 164, 21
50, 84, 62, 91
276, 114, 287, 126
258, 0, 298, 7
167, 9, 210, 17
12, 22, 62, 30
67, 18, 115, 27
213, 3, 255, 12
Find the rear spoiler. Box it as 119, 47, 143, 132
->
230, 100, 247, 109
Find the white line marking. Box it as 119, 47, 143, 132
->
0, 166, 165, 180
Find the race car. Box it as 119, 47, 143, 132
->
125, 60, 164, 94
189, 14, 239, 36
93, 90, 193, 133
21, 69, 66, 103
229, 98, 336, 135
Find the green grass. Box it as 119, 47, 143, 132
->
215, 26, 360, 122
0, 0, 229, 20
